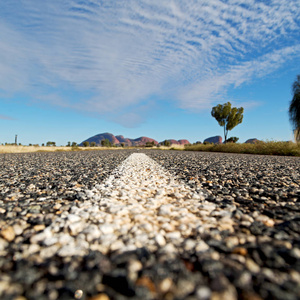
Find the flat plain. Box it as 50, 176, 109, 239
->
0, 149, 299, 300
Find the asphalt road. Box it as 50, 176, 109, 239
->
0, 149, 299, 300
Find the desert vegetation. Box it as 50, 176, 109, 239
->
0, 145, 119, 154
1, 141, 299, 156
184, 140, 300, 156
211, 102, 244, 143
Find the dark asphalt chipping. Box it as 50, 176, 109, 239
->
145, 150, 300, 221
0, 150, 134, 201
0, 149, 299, 300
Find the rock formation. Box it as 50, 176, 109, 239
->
178, 139, 190, 145
204, 136, 222, 144
81, 133, 192, 147
115, 135, 132, 146
132, 137, 158, 146
245, 138, 261, 144
159, 139, 191, 145
79, 132, 119, 146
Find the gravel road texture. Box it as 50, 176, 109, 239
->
0, 149, 299, 300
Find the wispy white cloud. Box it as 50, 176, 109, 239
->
0, 114, 15, 120
178, 45, 300, 110
0, 0, 299, 125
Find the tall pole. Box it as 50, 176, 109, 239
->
15, 135, 17, 145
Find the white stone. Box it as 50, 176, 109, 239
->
158, 278, 173, 293
161, 243, 177, 254
158, 204, 173, 216
110, 240, 125, 251
12, 224, 24, 236
57, 234, 74, 246
30, 227, 52, 244
43, 237, 59, 246
69, 222, 84, 235
67, 214, 82, 223
40, 244, 60, 259
84, 227, 101, 242
291, 248, 300, 259
99, 224, 115, 235
195, 241, 210, 252
196, 287, 211, 299
155, 234, 166, 247
183, 239, 196, 251
58, 245, 86, 257
23, 244, 40, 256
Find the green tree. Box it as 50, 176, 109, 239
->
83, 141, 89, 147
162, 140, 171, 147
101, 139, 111, 147
211, 102, 244, 142
145, 141, 155, 147
72, 142, 77, 147
90, 142, 96, 147
226, 137, 239, 143
46, 141, 56, 146
289, 75, 300, 142
67, 141, 71, 147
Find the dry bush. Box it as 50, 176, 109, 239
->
0, 145, 117, 153
184, 141, 300, 156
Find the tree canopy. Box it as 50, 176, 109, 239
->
211, 102, 244, 142
289, 75, 300, 142
162, 140, 171, 147
101, 139, 112, 147
46, 141, 56, 147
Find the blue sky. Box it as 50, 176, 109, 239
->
0, 0, 300, 145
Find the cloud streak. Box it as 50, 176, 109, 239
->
0, 0, 299, 124
0, 114, 14, 120
178, 45, 300, 110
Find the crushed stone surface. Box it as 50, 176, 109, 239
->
0, 149, 299, 300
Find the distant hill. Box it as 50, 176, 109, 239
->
159, 139, 191, 145
80, 133, 190, 146
133, 136, 158, 146
80, 132, 119, 145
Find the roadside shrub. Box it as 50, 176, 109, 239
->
184, 141, 300, 156
145, 141, 155, 147
101, 139, 112, 147
162, 140, 171, 147
226, 137, 239, 143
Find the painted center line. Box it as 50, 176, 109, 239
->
27, 153, 230, 258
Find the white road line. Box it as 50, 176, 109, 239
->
25, 153, 234, 259
90, 153, 214, 253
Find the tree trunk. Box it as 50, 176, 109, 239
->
224, 126, 227, 143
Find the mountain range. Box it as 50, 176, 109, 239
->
80, 132, 190, 147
